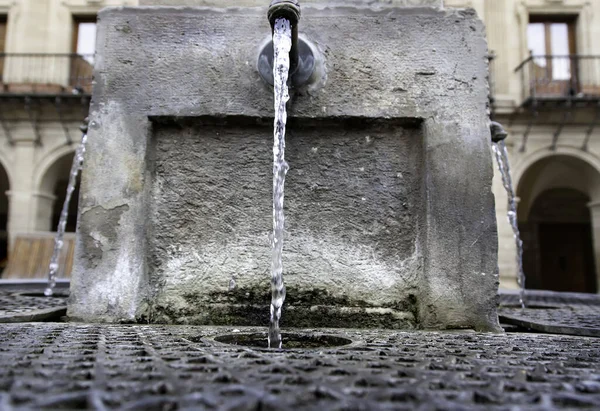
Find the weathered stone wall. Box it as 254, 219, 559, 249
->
149, 119, 423, 326
140, 0, 443, 7
68, 5, 501, 331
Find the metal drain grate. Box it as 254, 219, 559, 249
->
1, 324, 599, 410
498, 290, 600, 337
0, 291, 67, 323
500, 306, 600, 337
499, 290, 600, 307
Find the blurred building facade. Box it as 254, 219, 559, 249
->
1, 0, 599, 294
0, 0, 137, 276
445, 0, 600, 293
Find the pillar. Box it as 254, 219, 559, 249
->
33, 192, 57, 231
6, 131, 37, 247
587, 201, 600, 293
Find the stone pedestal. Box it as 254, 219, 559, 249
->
68, 5, 500, 331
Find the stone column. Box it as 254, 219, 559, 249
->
484, 0, 525, 108
484, 0, 508, 95
587, 201, 600, 293
7, 0, 50, 53
33, 192, 57, 232
3, 0, 74, 85
6, 137, 37, 245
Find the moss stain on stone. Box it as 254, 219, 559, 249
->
143, 285, 418, 329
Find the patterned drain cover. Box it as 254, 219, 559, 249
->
213, 332, 354, 349
498, 290, 600, 337
0, 291, 67, 323
499, 290, 600, 308
1, 324, 600, 410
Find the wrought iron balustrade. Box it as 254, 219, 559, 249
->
515, 55, 600, 102
0, 53, 94, 95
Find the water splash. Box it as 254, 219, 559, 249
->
492, 140, 526, 308
44, 131, 88, 297
269, 17, 292, 349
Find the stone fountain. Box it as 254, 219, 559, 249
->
68, 0, 501, 332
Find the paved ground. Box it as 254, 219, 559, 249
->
3, 288, 600, 336
0, 288, 599, 409
1, 323, 600, 410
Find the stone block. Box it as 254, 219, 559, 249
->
68, 5, 500, 331
140, 1, 444, 7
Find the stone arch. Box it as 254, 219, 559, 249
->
513, 147, 600, 208
0, 158, 10, 271
33, 145, 77, 194
35, 148, 80, 232
0, 153, 14, 191
515, 151, 600, 293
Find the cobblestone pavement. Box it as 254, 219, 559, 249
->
1, 323, 600, 410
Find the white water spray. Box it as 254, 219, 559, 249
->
492, 139, 526, 309
268, 17, 292, 348
44, 130, 88, 297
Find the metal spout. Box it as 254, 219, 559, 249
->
79, 117, 89, 135
259, 0, 320, 88
268, 0, 300, 75
490, 121, 508, 143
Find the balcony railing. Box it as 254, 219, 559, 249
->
515, 55, 600, 102
0, 53, 94, 95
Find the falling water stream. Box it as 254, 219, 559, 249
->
492, 140, 526, 309
44, 132, 88, 297
269, 17, 292, 348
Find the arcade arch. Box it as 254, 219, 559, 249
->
36, 152, 80, 233
0, 162, 9, 271
517, 154, 600, 293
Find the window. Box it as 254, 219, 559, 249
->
528, 15, 577, 55
0, 16, 7, 81
71, 16, 97, 93
527, 15, 578, 96
527, 16, 577, 81
72, 16, 97, 63
0, 16, 7, 53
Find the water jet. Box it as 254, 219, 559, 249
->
490, 122, 526, 309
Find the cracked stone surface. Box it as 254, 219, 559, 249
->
1, 323, 600, 410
